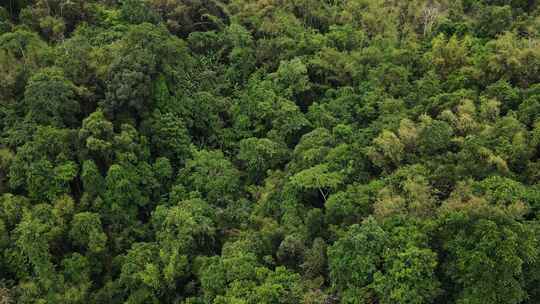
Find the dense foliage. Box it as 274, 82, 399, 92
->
1, 0, 540, 303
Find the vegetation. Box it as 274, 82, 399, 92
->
1, 0, 540, 303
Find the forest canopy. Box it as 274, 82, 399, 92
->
1, 0, 540, 303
